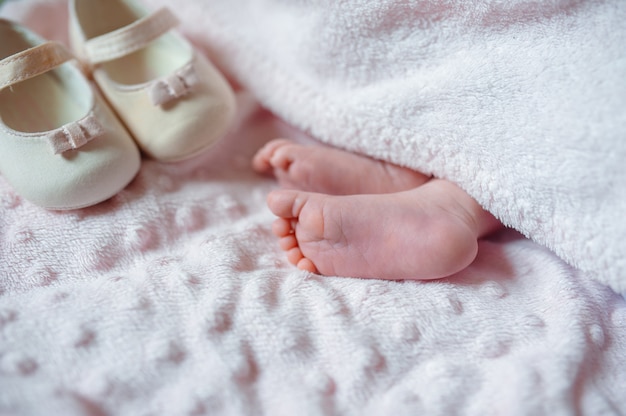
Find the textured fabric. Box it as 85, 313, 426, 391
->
173, 0, 626, 293
0, 1, 625, 416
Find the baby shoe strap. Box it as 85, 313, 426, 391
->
84, 7, 179, 65
0, 41, 73, 90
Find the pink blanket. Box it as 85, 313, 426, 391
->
1, 1, 625, 415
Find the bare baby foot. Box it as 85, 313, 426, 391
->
252, 138, 430, 195
267, 180, 502, 280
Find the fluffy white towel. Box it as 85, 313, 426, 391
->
1, 1, 625, 415
159, 0, 626, 293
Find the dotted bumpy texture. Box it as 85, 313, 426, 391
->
1, 2, 626, 415
0, 94, 624, 416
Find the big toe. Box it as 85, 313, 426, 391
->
252, 138, 293, 172
267, 189, 307, 218
251, 148, 272, 173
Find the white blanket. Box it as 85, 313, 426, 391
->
1, 1, 625, 415
187, 0, 626, 293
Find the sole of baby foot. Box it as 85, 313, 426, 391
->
266, 180, 493, 280
252, 138, 430, 195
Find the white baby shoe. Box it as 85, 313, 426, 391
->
68, 0, 237, 162
0, 19, 141, 210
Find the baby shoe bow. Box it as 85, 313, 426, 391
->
148, 62, 198, 106
47, 112, 104, 154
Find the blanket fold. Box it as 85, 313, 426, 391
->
1, 1, 626, 415
165, 0, 626, 292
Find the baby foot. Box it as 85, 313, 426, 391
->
267, 180, 497, 280
252, 138, 430, 195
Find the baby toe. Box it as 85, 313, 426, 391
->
269, 145, 295, 171
296, 258, 318, 274
287, 247, 305, 265
272, 218, 293, 237
279, 235, 298, 250
267, 189, 303, 217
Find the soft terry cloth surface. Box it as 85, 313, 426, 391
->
168, 0, 626, 293
1, 1, 626, 416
